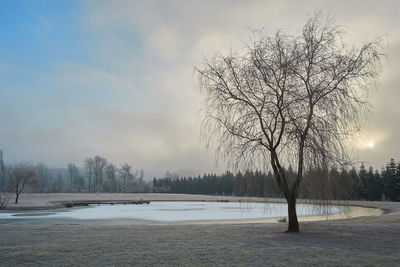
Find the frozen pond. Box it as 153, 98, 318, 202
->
0, 201, 343, 224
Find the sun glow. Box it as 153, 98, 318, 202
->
366, 142, 375, 149
349, 131, 384, 151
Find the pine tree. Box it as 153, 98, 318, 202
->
365, 167, 382, 200
383, 159, 398, 201
358, 163, 368, 199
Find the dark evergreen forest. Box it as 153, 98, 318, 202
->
153, 159, 400, 201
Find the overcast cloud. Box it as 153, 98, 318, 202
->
0, 0, 399, 178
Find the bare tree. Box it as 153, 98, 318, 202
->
93, 156, 107, 192
196, 13, 383, 232
67, 163, 79, 192
119, 163, 133, 193
130, 169, 150, 193
0, 150, 5, 192
36, 163, 50, 193
136, 169, 145, 192
52, 172, 64, 193
7, 163, 37, 204
85, 158, 94, 192
75, 174, 85, 192
105, 163, 118, 192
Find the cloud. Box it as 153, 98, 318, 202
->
1, 0, 399, 177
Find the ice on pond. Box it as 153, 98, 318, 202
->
0, 201, 343, 222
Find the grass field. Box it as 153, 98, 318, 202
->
1, 194, 399, 266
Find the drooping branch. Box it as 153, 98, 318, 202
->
196, 12, 383, 232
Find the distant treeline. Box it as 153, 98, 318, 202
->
153, 159, 400, 201
1, 148, 399, 202
0, 154, 152, 194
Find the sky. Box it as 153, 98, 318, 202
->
0, 0, 399, 178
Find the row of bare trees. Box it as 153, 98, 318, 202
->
82, 156, 149, 193
0, 151, 152, 206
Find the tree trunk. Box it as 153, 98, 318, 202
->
15, 185, 19, 204
287, 196, 299, 232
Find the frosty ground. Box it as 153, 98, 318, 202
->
0, 194, 399, 266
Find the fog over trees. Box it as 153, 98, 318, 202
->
0, 147, 399, 211
0, 152, 151, 201
153, 158, 400, 202
36, 163, 50, 194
